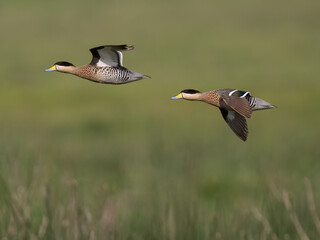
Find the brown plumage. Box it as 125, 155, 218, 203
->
171, 88, 276, 141
45, 45, 150, 84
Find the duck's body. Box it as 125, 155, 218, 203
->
64, 64, 146, 84
171, 89, 276, 141
45, 45, 149, 84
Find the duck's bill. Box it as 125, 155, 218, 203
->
171, 93, 183, 100
45, 65, 57, 72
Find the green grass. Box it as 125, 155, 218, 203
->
1, 0, 320, 239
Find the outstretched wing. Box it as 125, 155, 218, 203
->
219, 108, 248, 141
89, 45, 134, 67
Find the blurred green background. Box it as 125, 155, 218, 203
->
1, 0, 320, 239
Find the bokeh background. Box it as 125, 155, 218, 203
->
1, 0, 320, 239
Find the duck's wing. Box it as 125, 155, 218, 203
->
219, 108, 248, 141
220, 94, 252, 118
89, 45, 134, 67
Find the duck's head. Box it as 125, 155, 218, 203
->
171, 89, 202, 101
45, 61, 75, 73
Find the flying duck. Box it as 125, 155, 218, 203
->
171, 89, 276, 141
45, 45, 150, 84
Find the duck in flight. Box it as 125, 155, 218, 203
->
45, 45, 150, 84
171, 89, 276, 141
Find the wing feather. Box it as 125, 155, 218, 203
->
89, 45, 134, 67
219, 108, 248, 141
220, 95, 252, 118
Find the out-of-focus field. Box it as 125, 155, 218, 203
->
0, 0, 320, 239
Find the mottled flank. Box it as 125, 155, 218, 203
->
73, 65, 133, 84
171, 88, 276, 141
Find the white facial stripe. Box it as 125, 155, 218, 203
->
240, 91, 250, 98
229, 89, 238, 96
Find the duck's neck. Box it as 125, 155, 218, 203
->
198, 91, 220, 107
183, 92, 206, 101
195, 92, 209, 101
56, 65, 77, 74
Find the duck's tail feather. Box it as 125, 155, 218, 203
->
249, 97, 277, 111
129, 71, 151, 81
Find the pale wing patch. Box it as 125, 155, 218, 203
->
96, 47, 121, 67
90, 45, 134, 67
96, 59, 109, 67
219, 108, 248, 141
118, 51, 123, 66
226, 110, 235, 121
